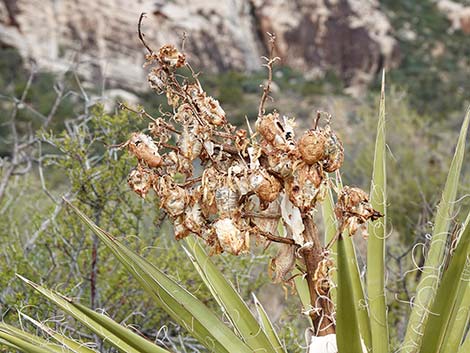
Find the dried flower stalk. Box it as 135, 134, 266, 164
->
121, 17, 382, 337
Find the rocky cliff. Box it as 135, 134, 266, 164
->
0, 0, 399, 92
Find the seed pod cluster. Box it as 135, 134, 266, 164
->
123, 42, 378, 269
334, 186, 383, 236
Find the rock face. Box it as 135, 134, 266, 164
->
437, 0, 470, 34
0, 0, 399, 92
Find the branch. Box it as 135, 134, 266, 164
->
254, 227, 296, 245
138, 13, 154, 55
258, 32, 280, 117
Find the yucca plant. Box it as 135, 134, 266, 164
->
2, 16, 470, 353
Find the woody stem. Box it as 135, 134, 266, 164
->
300, 215, 336, 336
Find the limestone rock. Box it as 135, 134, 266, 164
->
437, 0, 470, 34
0, 0, 399, 93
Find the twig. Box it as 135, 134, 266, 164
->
254, 227, 296, 245
138, 13, 154, 55
243, 211, 280, 219
258, 32, 280, 117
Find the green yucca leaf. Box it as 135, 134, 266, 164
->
418, 211, 470, 353
252, 293, 285, 353
321, 186, 338, 305
327, 179, 371, 350
20, 313, 98, 353
343, 234, 371, 351
73, 303, 172, 353
0, 323, 72, 353
336, 234, 365, 353
0, 332, 56, 353
0, 338, 22, 352
403, 107, 470, 352
67, 201, 253, 353
183, 236, 281, 353
458, 333, 470, 353
293, 268, 314, 327
17, 275, 157, 353
322, 184, 337, 246
367, 70, 389, 353
441, 261, 470, 353
441, 211, 470, 353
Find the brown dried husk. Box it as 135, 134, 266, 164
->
251, 170, 282, 203
334, 186, 382, 236
127, 166, 154, 198
213, 217, 249, 255
158, 44, 186, 68
270, 243, 296, 283
322, 128, 344, 172
298, 130, 327, 165
256, 113, 282, 143
127, 133, 162, 168
285, 164, 324, 211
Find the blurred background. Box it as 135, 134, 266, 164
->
1, 0, 470, 352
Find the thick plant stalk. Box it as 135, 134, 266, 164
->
301, 216, 335, 335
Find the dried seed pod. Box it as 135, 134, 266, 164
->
174, 104, 194, 124
268, 152, 294, 178
166, 90, 180, 107
203, 227, 224, 254
255, 113, 283, 144
285, 164, 324, 211
215, 186, 239, 216
178, 126, 203, 161
235, 129, 249, 152
148, 69, 166, 93
184, 202, 203, 235
174, 216, 190, 239
335, 186, 382, 236
158, 44, 186, 68
322, 126, 344, 172
298, 129, 327, 165
213, 218, 249, 255
250, 170, 281, 203
270, 243, 296, 283
313, 257, 334, 295
158, 177, 188, 217
184, 83, 202, 99
127, 133, 162, 168
127, 166, 154, 198
249, 198, 281, 239
196, 94, 226, 126
200, 167, 220, 218
148, 118, 171, 144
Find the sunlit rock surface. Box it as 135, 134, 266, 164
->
0, 0, 399, 92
